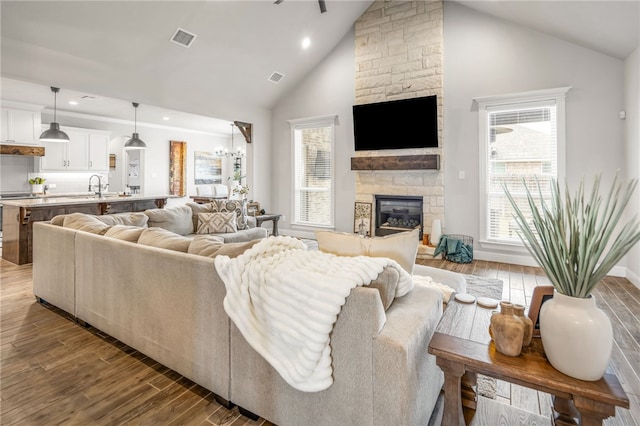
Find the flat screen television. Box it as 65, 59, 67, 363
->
353, 95, 438, 151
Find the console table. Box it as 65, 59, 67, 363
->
428, 298, 629, 425
255, 214, 281, 236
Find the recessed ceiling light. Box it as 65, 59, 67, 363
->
68, 101, 78, 105
162, 116, 170, 121
302, 37, 311, 49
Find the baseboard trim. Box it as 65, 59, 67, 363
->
626, 268, 640, 289
473, 250, 628, 278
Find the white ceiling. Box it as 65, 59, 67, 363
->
1, 1, 638, 133
454, 0, 639, 60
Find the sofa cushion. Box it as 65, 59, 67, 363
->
62, 213, 111, 235
51, 214, 66, 226
104, 225, 145, 243
316, 228, 419, 274
197, 212, 237, 234
213, 227, 268, 243
96, 212, 149, 227
211, 199, 248, 230
315, 231, 370, 257
188, 235, 259, 258
368, 228, 420, 275
144, 205, 193, 235
138, 227, 192, 252
369, 266, 400, 311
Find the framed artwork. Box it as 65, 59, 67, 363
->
169, 141, 187, 196
528, 286, 555, 337
354, 202, 372, 236
194, 151, 222, 184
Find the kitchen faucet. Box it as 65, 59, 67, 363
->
88, 174, 102, 198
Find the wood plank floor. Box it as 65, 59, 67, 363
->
1, 257, 639, 425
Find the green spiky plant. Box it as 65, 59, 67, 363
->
503, 174, 640, 298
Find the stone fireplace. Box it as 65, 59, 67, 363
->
375, 195, 423, 239
354, 1, 445, 239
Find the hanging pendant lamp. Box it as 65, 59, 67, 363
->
124, 102, 146, 150
39, 87, 70, 143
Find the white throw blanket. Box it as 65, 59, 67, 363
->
214, 236, 413, 392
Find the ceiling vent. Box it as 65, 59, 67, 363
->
268, 71, 285, 84
170, 28, 197, 48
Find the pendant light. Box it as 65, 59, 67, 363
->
39, 87, 70, 143
124, 102, 146, 150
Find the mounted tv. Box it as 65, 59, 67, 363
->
353, 95, 438, 151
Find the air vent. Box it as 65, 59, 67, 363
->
170, 28, 197, 48
268, 71, 285, 84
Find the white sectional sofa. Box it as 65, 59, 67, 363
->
32, 219, 466, 425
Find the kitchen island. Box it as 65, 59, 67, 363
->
2, 195, 168, 265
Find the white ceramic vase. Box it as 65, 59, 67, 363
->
30, 184, 43, 194
539, 290, 612, 381
430, 219, 442, 246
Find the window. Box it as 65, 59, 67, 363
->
289, 115, 336, 228
476, 88, 569, 247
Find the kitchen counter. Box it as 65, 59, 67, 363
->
2, 194, 169, 208
2, 195, 169, 265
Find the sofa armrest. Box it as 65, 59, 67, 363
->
413, 264, 466, 293
373, 284, 444, 425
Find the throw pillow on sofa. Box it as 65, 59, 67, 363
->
104, 225, 146, 243
316, 228, 419, 274
187, 202, 215, 233
144, 205, 193, 235
62, 213, 111, 235
138, 227, 192, 252
197, 212, 237, 234
211, 200, 248, 230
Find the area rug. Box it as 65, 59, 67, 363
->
462, 274, 504, 400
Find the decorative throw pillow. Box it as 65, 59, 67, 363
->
315, 231, 370, 257
144, 205, 193, 235
197, 212, 237, 234
104, 225, 146, 243
369, 266, 400, 311
187, 202, 215, 233
368, 228, 420, 275
211, 199, 248, 230
62, 213, 111, 235
138, 227, 192, 252
315, 228, 419, 274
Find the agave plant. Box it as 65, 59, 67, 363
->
503, 174, 640, 298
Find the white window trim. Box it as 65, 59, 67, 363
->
474, 87, 570, 251
288, 114, 337, 230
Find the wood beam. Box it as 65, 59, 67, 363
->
0, 145, 45, 156
234, 121, 253, 144
350, 154, 439, 171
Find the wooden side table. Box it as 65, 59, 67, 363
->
428, 298, 629, 426
255, 214, 281, 236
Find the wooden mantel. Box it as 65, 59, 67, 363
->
351, 154, 439, 171
0, 144, 45, 156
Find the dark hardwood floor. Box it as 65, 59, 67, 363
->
1, 257, 639, 425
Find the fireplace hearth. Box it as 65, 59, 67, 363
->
375, 195, 423, 239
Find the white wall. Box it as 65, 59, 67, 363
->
271, 30, 356, 237
625, 47, 640, 286
443, 2, 626, 264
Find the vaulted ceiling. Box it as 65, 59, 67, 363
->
1, 0, 638, 132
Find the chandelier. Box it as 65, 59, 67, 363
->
215, 123, 246, 158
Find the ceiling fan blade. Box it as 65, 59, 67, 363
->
274, 0, 284, 4
318, 0, 327, 13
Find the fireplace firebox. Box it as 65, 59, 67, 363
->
375, 195, 423, 239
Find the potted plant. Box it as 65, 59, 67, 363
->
28, 177, 46, 194
504, 174, 640, 381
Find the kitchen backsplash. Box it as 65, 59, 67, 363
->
1, 155, 108, 194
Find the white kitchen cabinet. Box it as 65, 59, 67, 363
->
88, 133, 110, 170
39, 126, 110, 172
0, 102, 43, 145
